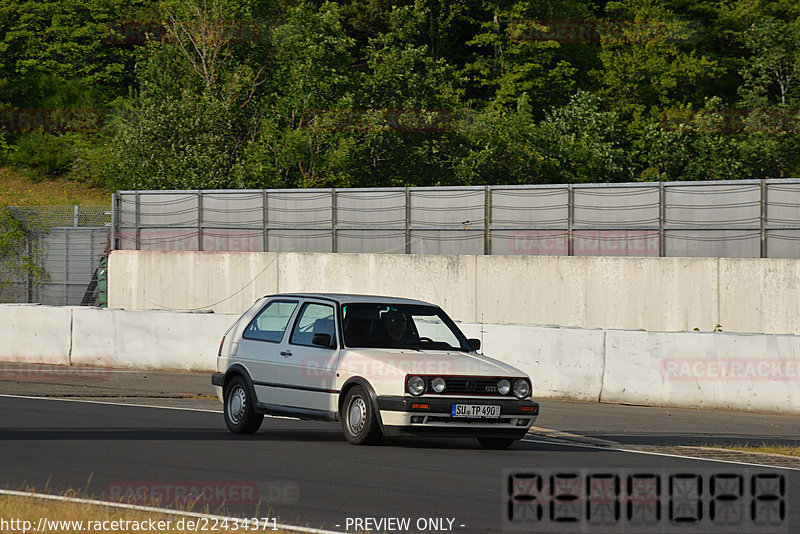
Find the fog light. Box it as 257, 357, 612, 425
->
411, 416, 424, 424
516, 418, 529, 426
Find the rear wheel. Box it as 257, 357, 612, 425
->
341, 386, 381, 445
477, 437, 516, 450
224, 375, 263, 434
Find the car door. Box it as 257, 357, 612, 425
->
274, 300, 340, 415
235, 298, 299, 406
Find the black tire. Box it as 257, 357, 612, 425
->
477, 437, 516, 450
224, 375, 263, 434
341, 385, 382, 445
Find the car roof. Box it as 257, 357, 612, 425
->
262, 293, 436, 306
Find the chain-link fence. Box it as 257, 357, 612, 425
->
113, 180, 800, 258
1, 206, 111, 305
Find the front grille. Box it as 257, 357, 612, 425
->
430, 377, 503, 395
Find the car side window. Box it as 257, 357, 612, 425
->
290, 303, 336, 348
242, 300, 298, 343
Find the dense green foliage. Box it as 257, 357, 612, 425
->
1, 0, 799, 189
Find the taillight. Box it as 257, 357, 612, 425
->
218, 336, 226, 357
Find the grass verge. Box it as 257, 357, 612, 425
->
704, 443, 800, 457
0, 167, 110, 206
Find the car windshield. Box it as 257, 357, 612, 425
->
341, 303, 471, 351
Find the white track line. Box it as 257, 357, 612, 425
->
0, 393, 223, 413
522, 438, 800, 471
2, 393, 797, 471
0, 489, 346, 534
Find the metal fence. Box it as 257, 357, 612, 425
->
112, 180, 800, 258
2, 206, 111, 305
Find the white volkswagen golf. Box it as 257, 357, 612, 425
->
212, 293, 539, 449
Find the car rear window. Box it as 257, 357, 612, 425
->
242, 300, 298, 343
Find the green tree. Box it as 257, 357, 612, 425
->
0, 208, 45, 301
596, 0, 722, 123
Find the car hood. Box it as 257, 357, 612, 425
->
337, 348, 527, 379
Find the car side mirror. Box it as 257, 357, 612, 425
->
468, 338, 481, 351
312, 333, 334, 348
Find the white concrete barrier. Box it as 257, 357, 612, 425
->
71, 308, 238, 371
0, 304, 71, 365
2, 305, 799, 414
601, 330, 800, 414
109, 251, 800, 335
459, 323, 606, 401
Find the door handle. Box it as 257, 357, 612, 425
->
280, 350, 292, 357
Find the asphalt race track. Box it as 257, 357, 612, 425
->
0, 394, 797, 533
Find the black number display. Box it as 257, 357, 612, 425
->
502, 468, 788, 533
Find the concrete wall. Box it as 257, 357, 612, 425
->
2, 305, 798, 414
601, 330, 800, 414
0, 304, 72, 365
109, 251, 800, 335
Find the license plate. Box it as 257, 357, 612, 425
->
451, 404, 501, 418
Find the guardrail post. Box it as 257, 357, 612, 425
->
197, 191, 204, 251
134, 191, 141, 250
659, 182, 666, 257
405, 187, 411, 254
760, 179, 768, 258
332, 188, 338, 253
484, 185, 491, 255
268, 189, 269, 252
567, 184, 574, 256
110, 193, 117, 251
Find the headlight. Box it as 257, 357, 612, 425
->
431, 377, 446, 393
407, 375, 426, 396
497, 379, 511, 395
513, 379, 530, 399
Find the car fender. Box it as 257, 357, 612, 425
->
340, 377, 385, 432
223, 364, 261, 410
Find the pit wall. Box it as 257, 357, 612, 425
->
108, 251, 800, 335
2, 305, 798, 414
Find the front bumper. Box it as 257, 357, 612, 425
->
376, 396, 539, 438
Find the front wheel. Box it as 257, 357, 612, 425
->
341, 386, 382, 445
224, 376, 263, 434
477, 437, 516, 450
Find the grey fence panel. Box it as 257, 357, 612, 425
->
664, 229, 761, 258
202, 191, 264, 228
267, 230, 333, 253
664, 182, 761, 229
490, 186, 569, 228
489, 229, 569, 255
3, 206, 110, 306
337, 230, 407, 254
139, 192, 199, 226
267, 190, 333, 227
410, 188, 485, 228
335, 189, 406, 228
573, 185, 660, 228
112, 180, 800, 259
39, 227, 109, 305
410, 230, 484, 255
766, 231, 800, 259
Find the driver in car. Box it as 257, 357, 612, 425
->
380, 309, 416, 346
